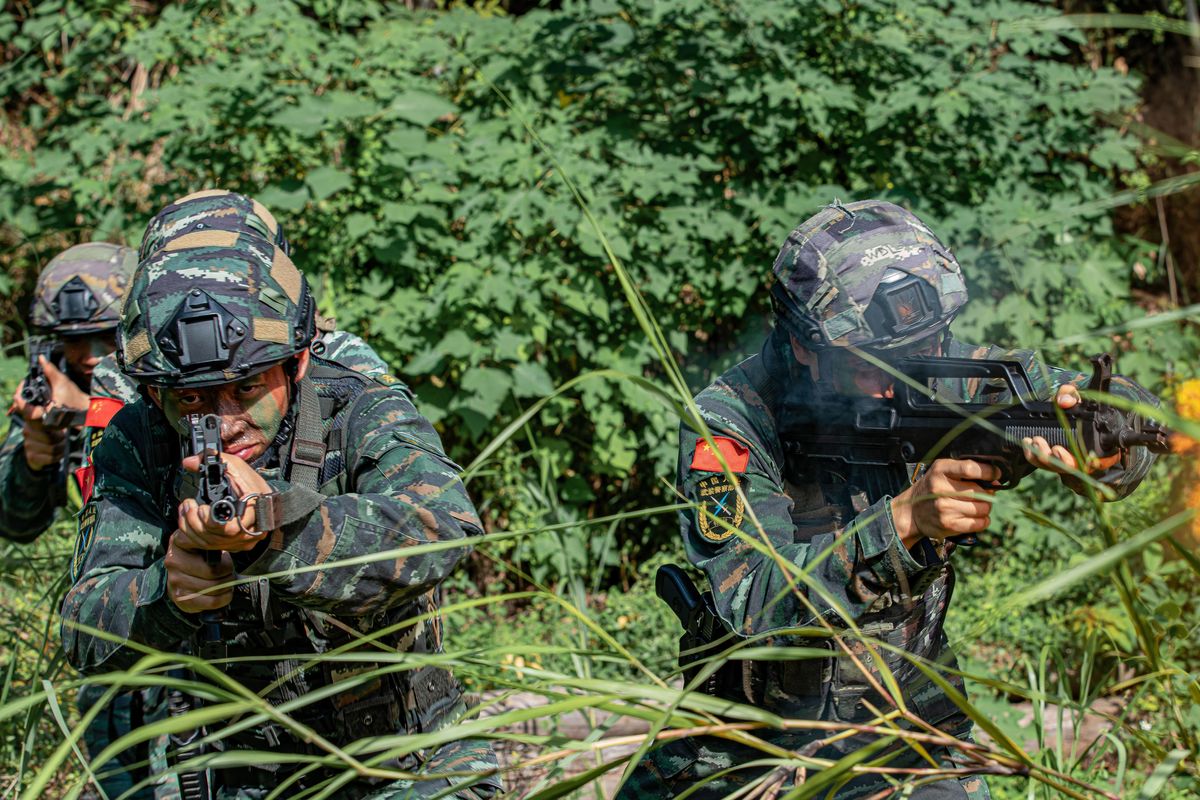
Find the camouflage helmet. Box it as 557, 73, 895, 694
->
138, 189, 290, 263
771, 200, 968, 351
31, 243, 137, 335
118, 238, 316, 388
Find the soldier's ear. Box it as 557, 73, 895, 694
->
146, 386, 163, 409
788, 334, 819, 379
294, 349, 311, 382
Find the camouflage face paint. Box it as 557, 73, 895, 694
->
61, 331, 118, 386
229, 364, 291, 461
153, 363, 292, 462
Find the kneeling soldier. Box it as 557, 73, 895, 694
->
61, 232, 501, 799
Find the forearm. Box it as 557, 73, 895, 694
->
0, 436, 61, 542
60, 561, 200, 672
235, 461, 479, 616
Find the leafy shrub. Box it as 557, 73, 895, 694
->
5, 0, 1191, 578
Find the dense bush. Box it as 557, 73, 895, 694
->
5, 0, 1193, 572
3, 2, 1200, 797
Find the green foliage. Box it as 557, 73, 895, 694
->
3, 3, 1200, 795
4, 0, 1193, 575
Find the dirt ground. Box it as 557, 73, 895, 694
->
482, 692, 1124, 798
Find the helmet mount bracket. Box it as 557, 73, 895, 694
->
52, 276, 100, 325
158, 289, 248, 370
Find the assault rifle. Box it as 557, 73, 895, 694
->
19, 338, 54, 407
185, 413, 239, 526
779, 353, 1171, 490
183, 413, 238, 659
169, 413, 238, 800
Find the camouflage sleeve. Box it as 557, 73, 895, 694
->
81, 354, 140, 463
0, 413, 64, 542
682, 401, 931, 637
320, 329, 391, 378
948, 339, 1158, 499
60, 405, 199, 673
233, 384, 479, 616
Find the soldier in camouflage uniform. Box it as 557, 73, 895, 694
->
0, 242, 161, 800
61, 217, 500, 797
69, 191, 395, 800
0, 242, 136, 541
619, 200, 1158, 799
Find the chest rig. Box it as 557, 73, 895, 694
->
145, 361, 460, 756
772, 423, 963, 726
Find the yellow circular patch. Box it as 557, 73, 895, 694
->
695, 474, 745, 543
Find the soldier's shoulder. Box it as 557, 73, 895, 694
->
318, 330, 391, 379
89, 355, 142, 405
693, 353, 778, 437
99, 397, 163, 449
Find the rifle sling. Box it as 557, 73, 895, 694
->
287, 376, 325, 491
254, 376, 328, 531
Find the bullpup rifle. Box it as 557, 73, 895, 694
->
183, 413, 238, 659
168, 414, 238, 800
780, 352, 1171, 493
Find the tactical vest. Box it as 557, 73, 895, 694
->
141, 360, 461, 762
771, 453, 964, 727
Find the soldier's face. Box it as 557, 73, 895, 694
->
150, 352, 310, 464
792, 335, 941, 398
61, 332, 117, 383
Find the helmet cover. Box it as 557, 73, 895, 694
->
138, 189, 290, 263
31, 243, 137, 335
771, 199, 968, 351
119, 239, 315, 387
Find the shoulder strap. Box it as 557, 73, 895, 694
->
287, 377, 326, 491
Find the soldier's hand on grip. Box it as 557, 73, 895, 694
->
892, 458, 999, 547
179, 450, 276, 541
12, 388, 66, 472
39, 356, 90, 413
1021, 385, 1122, 478
164, 528, 235, 614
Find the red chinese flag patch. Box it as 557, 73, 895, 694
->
74, 464, 95, 504
84, 397, 124, 429
690, 436, 750, 473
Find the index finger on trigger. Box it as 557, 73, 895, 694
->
947, 459, 1001, 484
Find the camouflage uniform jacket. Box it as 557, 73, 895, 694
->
680, 331, 1156, 725
61, 358, 481, 746
0, 359, 88, 542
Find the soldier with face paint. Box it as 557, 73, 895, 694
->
82, 189, 391, 455
618, 200, 1160, 799
68, 191, 395, 800
0, 243, 136, 541
60, 218, 500, 798
0, 242, 166, 800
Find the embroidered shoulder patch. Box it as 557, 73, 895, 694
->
71, 504, 99, 582
88, 426, 106, 454
695, 473, 746, 544
73, 464, 95, 505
